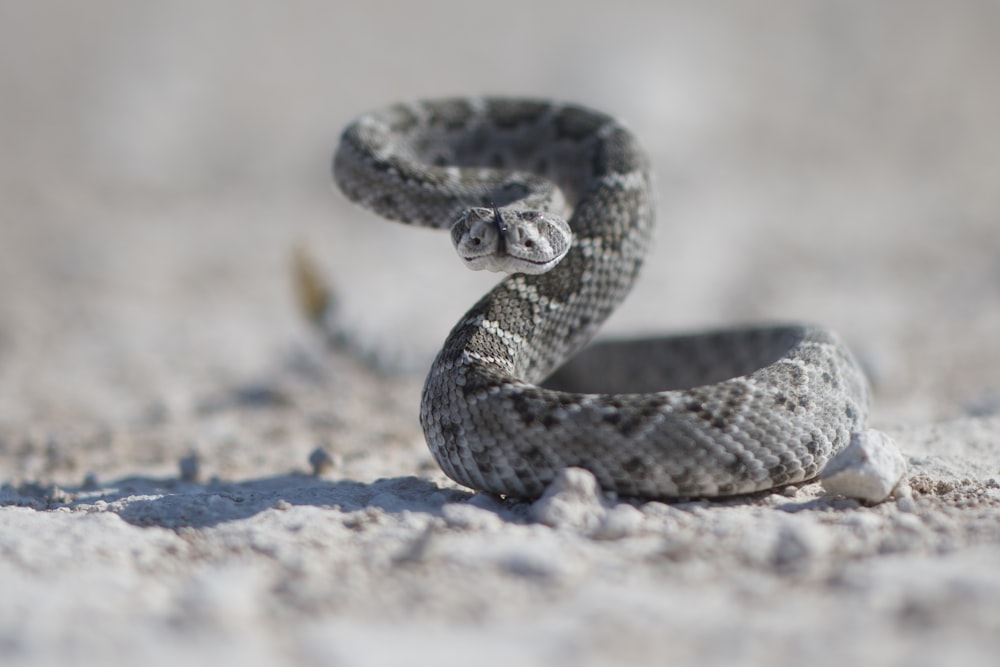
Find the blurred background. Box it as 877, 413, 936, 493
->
1, 0, 998, 431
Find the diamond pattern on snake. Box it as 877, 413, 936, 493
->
332, 97, 871, 499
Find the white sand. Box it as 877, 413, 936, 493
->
2, 2, 999, 665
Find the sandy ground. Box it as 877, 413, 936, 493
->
2, 2, 1000, 666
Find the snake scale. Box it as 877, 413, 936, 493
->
333, 97, 871, 499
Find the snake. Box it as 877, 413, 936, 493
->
332, 97, 871, 499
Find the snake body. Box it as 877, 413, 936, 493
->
333, 97, 870, 499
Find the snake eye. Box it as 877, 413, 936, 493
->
524, 240, 534, 248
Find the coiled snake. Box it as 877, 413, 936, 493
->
332, 97, 871, 499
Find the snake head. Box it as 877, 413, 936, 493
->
451, 206, 572, 275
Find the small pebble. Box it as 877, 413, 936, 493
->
894, 481, 917, 513
590, 504, 645, 540
179, 453, 201, 482
529, 467, 611, 533
821, 429, 906, 503
308, 446, 335, 475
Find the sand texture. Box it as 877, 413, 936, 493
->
2, 2, 999, 666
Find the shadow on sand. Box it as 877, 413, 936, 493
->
0, 473, 476, 529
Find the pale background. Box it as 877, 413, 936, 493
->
1, 2, 999, 666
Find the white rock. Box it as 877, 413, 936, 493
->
821, 429, 907, 503
529, 467, 611, 531
591, 504, 645, 540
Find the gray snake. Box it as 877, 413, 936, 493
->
332, 97, 871, 499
